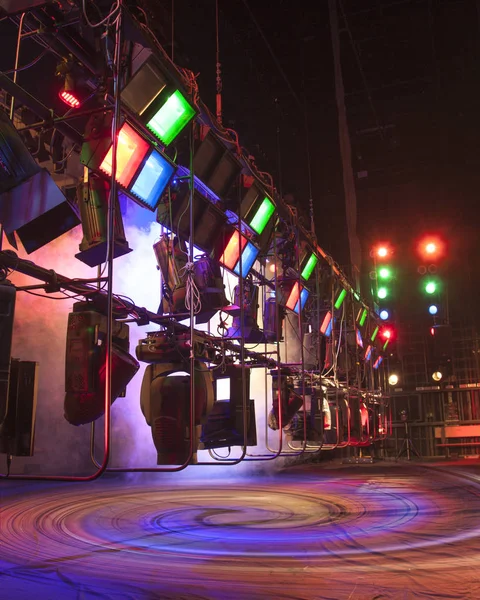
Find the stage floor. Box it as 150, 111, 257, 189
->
1, 460, 480, 599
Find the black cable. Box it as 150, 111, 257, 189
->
1, 34, 59, 75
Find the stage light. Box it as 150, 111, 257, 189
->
263, 296, 284, 343
56, 60, 87, 109
432, 371, 443, 382
388, 374, 399, 386
0, 110, 80, 253
356, 328, 363, 348
378, 286, 388, 299
300, 252, 318, 281
378, 267, 392, 280
417, 235, 445, 262
286, 282, 300, 312
320, 311, 332, 336
373, 356, 383, 369
81, 114, 176, 211
100, 122, 150, 188
138, 347, 214, 464
75, 175, 132, 268
376, 246, 389, 258
64, 303, 140, 426
237, 183, 276, 250
193, 129, 241, 198
424, 280, 437, 294
121, 58, 196, 146
294, 287, 310, 314
334, 287, 347, 310
381, 328, 392, 340
364, 345, 372, 361
429, 304, 438, 315
227, 281, 263, 342
371, 325, 379, 342
130, 150, 176, 210
357, 307, 368, 327
380, 309, 389, 320
218, 229, 259, 278
157, 167, 227, 252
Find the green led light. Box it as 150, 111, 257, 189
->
425, 281, 437, 294
359, 308, 368, 327
146, 90, 195, 146
383, 339, 389, 351
334, 288, 347, 310
371, 326, 379, 342
378, 286, 388, 299
249, 197, 275, 235
301, 253, 318, 281
378, 267, 391, 280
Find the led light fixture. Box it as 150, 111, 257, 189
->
334, 287, 347, 310
293, 287, 310, 314
300, 252, 318, 281
373, 356, 383, 369
356, 328, 363, 348
371, 325, 379, 342
286, 283, 300, 311
218, 229, 259, 278
429, 304, 438, 315
365, 345, 372, 361
357, 307, 368, 327
377, 286, 388, 299
121, 58, 196, 147
238, 183, 276, 249
0, 110, 80, 253
193, 129, 241, 198
379, 309, 389, 320
81, 115, 176, 211
320, 311, 332, 336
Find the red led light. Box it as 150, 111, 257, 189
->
381, 328, 392, 340
377, 246, 388, 258
286, 283, 300, 311
59, 90, 80, 108
417, 235, 446, 262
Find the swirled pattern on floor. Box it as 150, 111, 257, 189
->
1, 463, 480, 599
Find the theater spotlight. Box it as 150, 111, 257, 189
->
64, 302, 140, 426
121, 57, 196, 146
75, 174, 132, 267
0, 110, 80, 253
388, 374, 399, 386
138, 349, 214, 465
237, 182, 276, 250
432, 371, 443, 382
227, 280, 264, 342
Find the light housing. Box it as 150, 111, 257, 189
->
0, 109, 80, 253
217, 229, 259, 278
300, 251, 318, 281
121, 58, 196, 146
81, 114, 176, 211
237, 183, 276, 250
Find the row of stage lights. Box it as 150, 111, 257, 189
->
0, 27, 391, 362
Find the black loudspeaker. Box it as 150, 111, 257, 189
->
0, 283, 15, 425
0, 359, 38, 456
